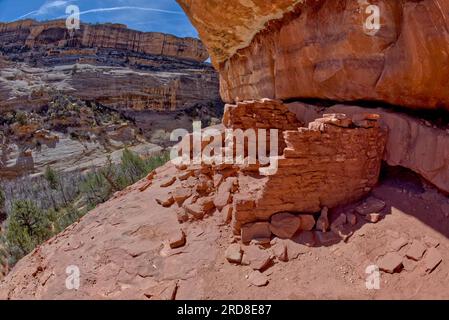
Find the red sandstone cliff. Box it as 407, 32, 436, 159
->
178, 0, 449, 193
179, 0, 449, 111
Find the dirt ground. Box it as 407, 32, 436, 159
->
0, 164, 448, 300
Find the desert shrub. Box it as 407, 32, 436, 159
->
80, 150, 169, 209
4, 200, 54, 264
14, 111, 28, 126
51, 205, 84, 232
44, 166, 59, 190
44, 165, 68, 206
1, 150, 169, 268
0, 187, 6, 221
79, 170, 111, 210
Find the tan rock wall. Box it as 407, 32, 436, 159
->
0, 19, 209, 62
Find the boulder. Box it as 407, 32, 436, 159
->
269, 212, 301, 239
298, 215, 316, 231
169, 229, 186, 249
248, 271, 269, 287
241, 222, 272, 244
423, 248, 443, 273
225, 244, 243, 264
245, 246, 273, 271
316, 207, 330, 233
406, 241, 427, 261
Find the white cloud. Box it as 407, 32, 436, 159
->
16, 0, 73, 20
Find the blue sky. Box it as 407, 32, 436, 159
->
0, 0, 198, 38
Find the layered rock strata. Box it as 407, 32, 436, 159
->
179, 0, 449, 111
0, 19, 208, 62
0, 20, 221, 113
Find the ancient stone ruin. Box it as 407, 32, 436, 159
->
0, 0, 448, 300
154, 99, 387, 245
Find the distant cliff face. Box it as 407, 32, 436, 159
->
0, 20, 222, 179
0, 19, 209, 62
0, 20, 221, 114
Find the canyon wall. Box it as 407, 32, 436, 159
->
179, 0, 449, 111
0, 20, 222, 178
0, 19, 208, 62
0, 20, 220, 113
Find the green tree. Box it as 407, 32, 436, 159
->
15, 111, 28, 126
0, 187, 6, 221
44, 166, 59, 190
4, 200, 53, 264
44, 166, 68, 206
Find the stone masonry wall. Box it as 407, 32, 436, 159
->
233, 113, 387, 234
156, 99, 387, 244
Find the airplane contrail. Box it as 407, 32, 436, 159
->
16, 5, 184, 21
62, 6, 185, 18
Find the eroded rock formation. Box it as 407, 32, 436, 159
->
0, 19, 208, 62
0, 20, 221, 113
0, 20, 222, 178
179, 0, 449, 111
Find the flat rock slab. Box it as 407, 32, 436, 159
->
248, 271, 269, 287
292, 231, 316, 247
423, 235, 440, 248
241, 222, 272, 244
378, 252, 403, 273
424, 248, 443, 273
315, 231, 341, 246
271, 241, 288, 262
169, 229, 186, 249
245, 246, 272, 271
225, 244, 243, 264
406, 241, 427, 261
390, 237, 409, 251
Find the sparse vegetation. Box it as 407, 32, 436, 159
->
4, 200, 53, 264
14, 111, 28, 126
81, 150, 169, 209
0, 150, 169, 268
